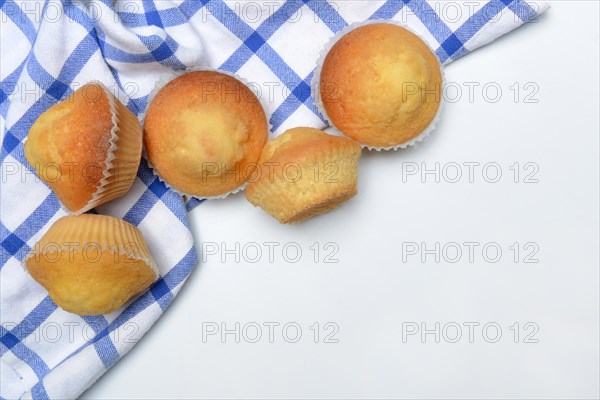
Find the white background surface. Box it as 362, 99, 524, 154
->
83, 2, 599, 398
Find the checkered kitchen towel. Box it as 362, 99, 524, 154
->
1, 0, 549, 398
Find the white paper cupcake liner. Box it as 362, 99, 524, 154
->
311, 19, 446, 152
142, 67, 271, 201
23, 81, 142, 215
80, 82, 129, 212
61, 82, 142, 214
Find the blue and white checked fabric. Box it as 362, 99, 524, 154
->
1, 0, 549, 398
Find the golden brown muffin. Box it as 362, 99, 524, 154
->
245, 127, 361, 223
25, 83, 142, 213
319, 23, 443, 148
24, 214, 158, 316
144, 71, 268, 197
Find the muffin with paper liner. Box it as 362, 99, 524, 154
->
313, 21, 444, 150
143, 70, 268, 199
24, 82, 143, 213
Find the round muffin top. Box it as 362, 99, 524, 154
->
25, 83, 113, 211
144, 71, 268, 197
319, 23, 443, 148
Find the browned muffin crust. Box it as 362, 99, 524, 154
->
25, 83, 143, 213
144, 71, 268, 197
320, 23, 443, 148
25, 84, 113, 211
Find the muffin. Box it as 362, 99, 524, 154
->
144, 71, 268, 198
24, 82, 143, 213
316, 23, 443, 149
245, 127, 361, 223
24, 214, 158, 316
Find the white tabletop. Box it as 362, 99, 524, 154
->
83, 1, 600, 398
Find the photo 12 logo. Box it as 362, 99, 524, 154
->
400, 162, 540, 184
201, 321, 340, 344
401, 242, 540, 264
201, 241, 340, 264
2, 321, 140, 344
402, 321, 540, 344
